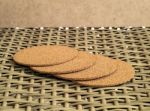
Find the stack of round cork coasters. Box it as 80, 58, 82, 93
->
13, 45, 134, 87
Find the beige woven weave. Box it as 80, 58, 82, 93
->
0, 27, 150, 111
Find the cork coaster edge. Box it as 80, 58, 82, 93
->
30, 52, 97, 74
13, 45, 79, 66
75, 60, 134, 87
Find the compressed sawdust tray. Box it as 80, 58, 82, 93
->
0, 27, 150, 111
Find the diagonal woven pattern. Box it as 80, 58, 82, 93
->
0, 27, 150, 111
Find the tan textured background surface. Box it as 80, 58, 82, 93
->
0, 0, 150, 26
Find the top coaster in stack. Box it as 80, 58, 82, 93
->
13, 45, 78, 66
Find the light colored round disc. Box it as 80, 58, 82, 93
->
31, 51, 96, 74
13, 45, 78, 66
76, 60, 134, 87
54, 55, 118, 80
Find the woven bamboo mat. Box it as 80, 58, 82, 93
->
0, 27, 150, 111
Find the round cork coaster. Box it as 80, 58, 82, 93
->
13, 45, 78, 66
54, 55, 118, 80
76, 60, 134, 87
30, 51, 96, 74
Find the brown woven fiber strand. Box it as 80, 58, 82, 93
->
0, 27, 150, 111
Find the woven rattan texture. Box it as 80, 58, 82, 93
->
0, 27, 150, 111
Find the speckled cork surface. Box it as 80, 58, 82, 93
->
54, 55, 118, 80
31, 51, 96, 74
76, 60, 135, 87
13, 45, 78, 66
